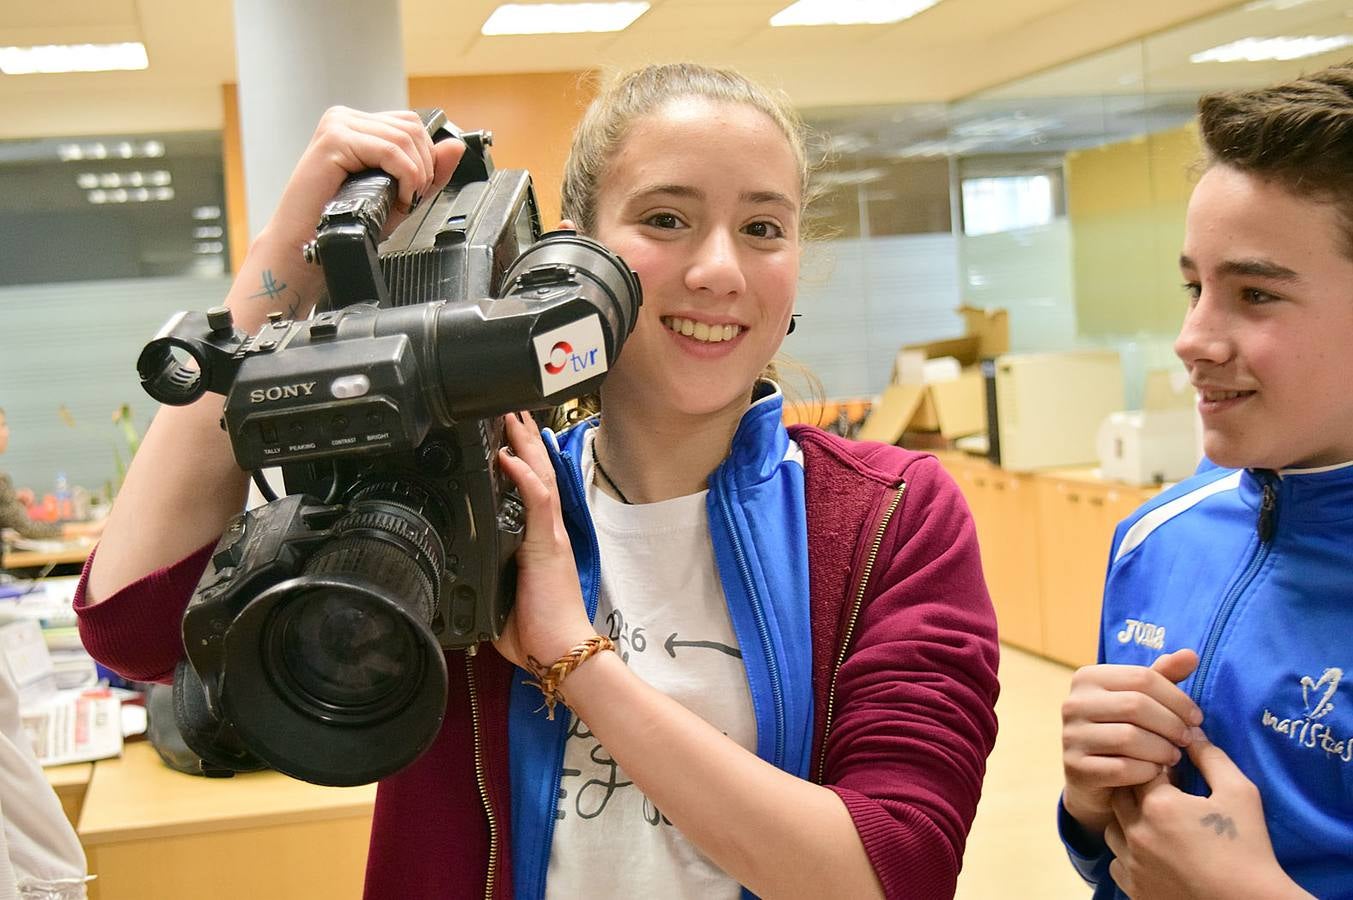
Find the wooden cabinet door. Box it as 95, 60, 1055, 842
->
982, 468, 1043, 654
936, 457, 1161, 667
944, 456, 1044, 655
1037, 479, 1108, 668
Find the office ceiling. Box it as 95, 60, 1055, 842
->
0, 0, 1249, 140
979, 0, 1353, 98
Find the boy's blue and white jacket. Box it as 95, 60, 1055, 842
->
506, 387, 815, 900
1060, 461, 1353, 899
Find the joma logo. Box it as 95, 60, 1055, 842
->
249, 382, 317, 403
1116, 618, 1166, 650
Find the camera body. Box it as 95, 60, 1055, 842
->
138, 112, 642, 785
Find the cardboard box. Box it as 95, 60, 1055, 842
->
888, 305, 1010, 381
859, 306, 1007, 446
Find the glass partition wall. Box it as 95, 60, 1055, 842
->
5, 0, 1353, 495
786, 0, 1353, 408
0, 131, 230, 498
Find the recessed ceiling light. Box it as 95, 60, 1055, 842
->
1190, 35, 1353, 63
77, 170, 172, 191
59, 141, 164, 162
0, 42, 148, 75
1243, 0, 1320, 11
481, 2, 649, 35
771, 0, 942, 27
813, 168, 888, 188
85, 185, 174, 204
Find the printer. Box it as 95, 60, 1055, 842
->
1096, 370, 1201, 486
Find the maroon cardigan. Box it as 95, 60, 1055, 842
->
76, 428, 1000, 899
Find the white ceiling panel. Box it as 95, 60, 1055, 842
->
0, 0, 1258, 139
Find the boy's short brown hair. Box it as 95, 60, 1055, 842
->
1198, 61, 1353, 255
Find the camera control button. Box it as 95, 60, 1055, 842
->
331, 374, 371, 399
310, 319, 339, 340
212, 540, 245, 572
260, 421, 279, 443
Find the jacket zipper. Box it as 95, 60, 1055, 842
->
532, 442, 602, 899
1190, 476, 1279, 709
465, 650, 498, 900
719, 483, 787, 767
814, 481, 906, 784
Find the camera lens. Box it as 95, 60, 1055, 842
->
219, 492, 452, 786
267, 587, 424, 721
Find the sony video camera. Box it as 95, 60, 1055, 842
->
136, 111, 642, 786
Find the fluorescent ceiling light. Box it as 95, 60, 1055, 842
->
1190, 35, 1353, 63
953, 114, 1060, 140
771, 0, 942, 27
1243, 0, 1321, 12
58, 140, 163, 162
86, 185, 174, 205
0, 42, 147, 75
482, 2, 649, 35
813, 168, 888, 188
77, 170, 171, 190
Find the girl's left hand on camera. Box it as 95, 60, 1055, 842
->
493, 411, 594, 671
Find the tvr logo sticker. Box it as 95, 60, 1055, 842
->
534, 317, 608, 395
543, 341, 600, 376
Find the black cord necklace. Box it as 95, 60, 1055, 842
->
592, 436, 633, 504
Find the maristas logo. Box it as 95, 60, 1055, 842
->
1260, 667, 1351, 764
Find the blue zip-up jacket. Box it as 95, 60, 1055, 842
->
1060, 461, 1353, 899
507, 386, 816, 900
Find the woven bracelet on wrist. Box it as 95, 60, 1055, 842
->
523, 635, 616, 720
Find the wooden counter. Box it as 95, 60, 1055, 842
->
77, 742, 376, 900
45, 760, 93, 828
2, 541, 93, 570
936, 452, 1162, 668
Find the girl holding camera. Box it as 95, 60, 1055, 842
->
78, 64, 998, 899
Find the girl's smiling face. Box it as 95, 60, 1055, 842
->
590, 96, 802, 420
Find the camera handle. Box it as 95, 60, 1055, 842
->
309, 110, 494, 311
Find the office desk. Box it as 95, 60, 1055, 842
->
78, 742, 376, 900
2, 542, 93, 570
45, 760, 94, 828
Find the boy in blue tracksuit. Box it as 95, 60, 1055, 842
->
1058, 62, 1353, 898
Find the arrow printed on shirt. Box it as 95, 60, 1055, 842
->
663, 632, 741, 659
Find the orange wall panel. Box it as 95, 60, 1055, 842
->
221, 83, 248, 275
409, 70, 597, 229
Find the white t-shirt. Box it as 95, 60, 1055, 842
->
545, 431, 756, 899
